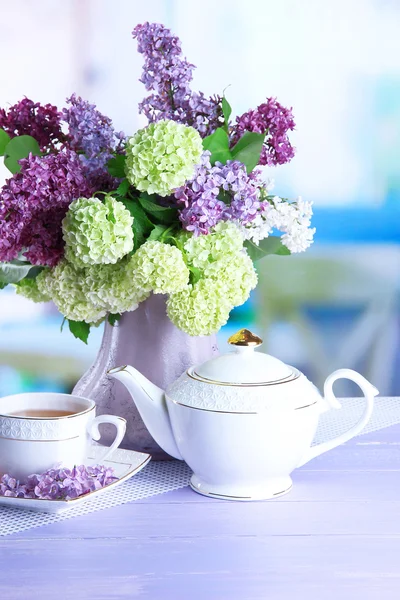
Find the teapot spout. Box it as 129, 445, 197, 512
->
108, 365, 183, 460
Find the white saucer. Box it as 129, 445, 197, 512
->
0, 446, 151, 514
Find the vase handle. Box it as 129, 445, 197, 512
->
88, 415, 127, 462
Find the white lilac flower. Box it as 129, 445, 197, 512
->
240, 195, 315, 253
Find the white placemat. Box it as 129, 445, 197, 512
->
0, 461, 192, 537
1, 396, 399, 537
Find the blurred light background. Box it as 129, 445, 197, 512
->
0, 0, 399, 397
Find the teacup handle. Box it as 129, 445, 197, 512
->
88, 415, 127, 462
297, 368, 378, 467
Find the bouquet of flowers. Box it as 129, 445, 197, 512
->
0, 22, 315, 343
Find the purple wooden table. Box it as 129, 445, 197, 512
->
1, 421, 400, 600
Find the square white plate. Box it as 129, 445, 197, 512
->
0, 446, 151, 513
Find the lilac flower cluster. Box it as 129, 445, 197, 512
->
174, 152, 265, 235
0, 97, 65, 151
233, 97, 296, 166
0, 465, 117, 500
133, 22, 221, 136
0, 150, 93, 266
63, 94, 125, 190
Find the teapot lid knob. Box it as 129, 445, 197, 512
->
228, 329, 263, 347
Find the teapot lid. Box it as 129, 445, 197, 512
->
194, 329, 295, 385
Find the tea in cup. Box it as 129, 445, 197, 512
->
0, 392, 126, 481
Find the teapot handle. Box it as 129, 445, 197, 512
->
297, 368, 378, 467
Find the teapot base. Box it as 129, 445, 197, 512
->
189, 474, 293, 501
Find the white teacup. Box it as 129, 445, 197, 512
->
0, 392, 127, 481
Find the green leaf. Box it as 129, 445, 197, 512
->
148, 224, 168, 241
0, 282, 8, 290
4, 135, 41, 174
230, 131, 265, 173
202, 127, 232, 165
68, 320, 90, 344
244, 237, 290, 261
0, 260, 34, 284
188, 265, 202, 285
107, 154, 126, 178
222, 97, 232, 130
0, 129, 11, 156
115, 179, 130, 197
108, 313, 121, 326
138, 194, 178, 224
25, 266, 44, 280
120, 199, 154, 250
160, 224, 178, 243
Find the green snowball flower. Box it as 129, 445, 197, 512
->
125, 120, 203, 196
182, 221, 244, 270
37, 261, 107, 324
167, 279, 232, 336
37, 260, 145, 324
85, 259, 149, 315
15, 278, 51, 303
62, 196, 134, 268
167, 222, 257, 335
128, 240, 189, 294
203, 252, 258, 306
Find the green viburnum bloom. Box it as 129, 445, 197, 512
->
37, 259, 145, 324
62, 196, 134, 268
181, 221, 245, 270
37, 262, 107, 324
85, 259, 149, 315
125, 120, 203, 196
167, 221, 257, 335
203, 252, 258, 306
167, 279, 232, 336
128, 240, 189, 294
15, 277, 51, 303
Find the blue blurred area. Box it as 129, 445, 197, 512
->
311, 195, 400, 244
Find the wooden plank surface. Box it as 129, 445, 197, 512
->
1, 415, 400, 599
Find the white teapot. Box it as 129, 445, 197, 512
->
108, 329, 378, 501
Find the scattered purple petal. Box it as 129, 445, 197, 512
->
0, 465, 118, 501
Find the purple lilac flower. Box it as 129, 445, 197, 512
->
63, 94, 125, 191
0, 149, 93, 266
233, 97, 296, 166
174, 152, 264, 235
0, 465, 117, 500
132, 22, 222, 136
0, 97, 65, 151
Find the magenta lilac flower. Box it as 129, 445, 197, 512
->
0, 465, 117, 500
133, 22, 222, 136
174, 152, 264, 235
0, 150, 93, 266
233, 97, 296, 166
0, 97, 65, 151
